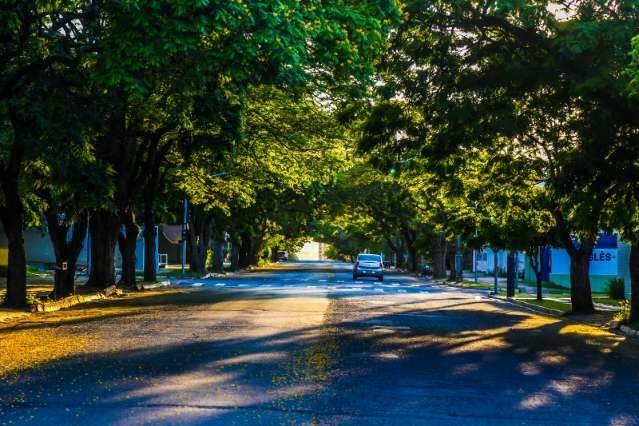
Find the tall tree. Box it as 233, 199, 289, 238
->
362, 0, 639, 313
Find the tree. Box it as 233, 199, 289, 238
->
0, 1, 94, 305
362, 0, 639, 313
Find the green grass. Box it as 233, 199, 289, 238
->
514, 297, 572, 313
592, 297, 625, 307
541, 281, 567, 291
458, 280, 493, 289
26, 265, 53, 278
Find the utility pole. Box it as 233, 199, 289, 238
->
455, 236, 463, 282
514, 251, 519, 292
473, 230, 478, 283
474, 249, 478, 283
493, 248, 498, 294
181, 198, 188, 274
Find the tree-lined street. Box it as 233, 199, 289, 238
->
1, 262, 637, 425
3, 1, 639, 423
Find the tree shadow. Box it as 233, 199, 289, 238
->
0, 290, 637, 425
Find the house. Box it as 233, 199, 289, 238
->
523, 234, 632, 297
474, 248, 525, 274
0, 223, 160, 274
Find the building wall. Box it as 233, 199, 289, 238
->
296, 241, 322, 261
0, 223, 7, 273
522, 236, 632, 295
475, 248, 524, 274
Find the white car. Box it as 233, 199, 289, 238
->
353, 253, 384, 281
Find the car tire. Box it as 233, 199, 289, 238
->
353, 274, 358, 280
378, 276, 384, 282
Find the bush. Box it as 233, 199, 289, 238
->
606, 278, 626, 300
615, 300, 631, 323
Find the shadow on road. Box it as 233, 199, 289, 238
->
0, 286, 637, 424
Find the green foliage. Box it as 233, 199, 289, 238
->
615, 300, 632, 323
606, 278, 626, 301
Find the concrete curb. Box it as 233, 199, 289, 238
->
619, 325, 639, 337
31, 293, 106, 313
30, 285, 124, 313
140, 280, 171, 290
486, 294, 564, 317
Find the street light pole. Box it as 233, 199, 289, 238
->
181, 198, 188, 275
493, 248, 498, 294
455, 236, 463, 282
473, 230, 478, 284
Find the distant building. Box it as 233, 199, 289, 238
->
522, 234, 632, 297
0, 223, 160, 274
296, 241, 326, 261
474, 248, 525, 274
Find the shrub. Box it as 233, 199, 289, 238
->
615, 300, 631, 323
606, 278, 626, 300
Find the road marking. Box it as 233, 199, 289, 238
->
215, 283, 225, 286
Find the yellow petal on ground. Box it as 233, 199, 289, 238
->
559, 324, 612, 337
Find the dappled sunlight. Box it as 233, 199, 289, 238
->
451, 362, 480, 376
214, 351, 289, 367
518, 361, 543, 376
519, 392, 554, 409
0, 275, 637, 424
559, 324, 614, 337
112, 371, 239, 400
442, 335, 511, 354
0, 327, 91, 378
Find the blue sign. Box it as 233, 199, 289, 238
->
550, 248, 618, 276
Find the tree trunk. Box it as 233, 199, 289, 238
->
212, 240, 224, 273
506, 250, 516, 297
238, 232, 252, 268
230, 239, 240, 271
86, 210, 120, 289
117, 210, 139, 289
569, 248, 595, 314
396, 238, 406, 269
187, 206, 211, 275
46, 211, 88, 298
248, 234, 264, 266
408, 246, 418, 272
431, 233, 447, 279
630, 242, 639, 323
448, 242, 457, 281
271, 245, 280, 263
1, 110, 26, 307
143, 205, 157, 282
527, 247, 544, 301
552, 210, 595, 314
0, 186, 27, 307
2, 200, 27, 307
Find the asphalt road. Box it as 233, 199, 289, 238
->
1, 261, 638, 425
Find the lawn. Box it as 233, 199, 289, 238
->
592, 297, 625, 307
514, 297, 572, 313
458, 280, 494, 289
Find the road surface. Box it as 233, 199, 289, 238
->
1, 261, 637, 425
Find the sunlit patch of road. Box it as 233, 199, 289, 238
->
0, 261, 637, 425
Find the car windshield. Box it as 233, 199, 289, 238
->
358, 254, 381, 262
